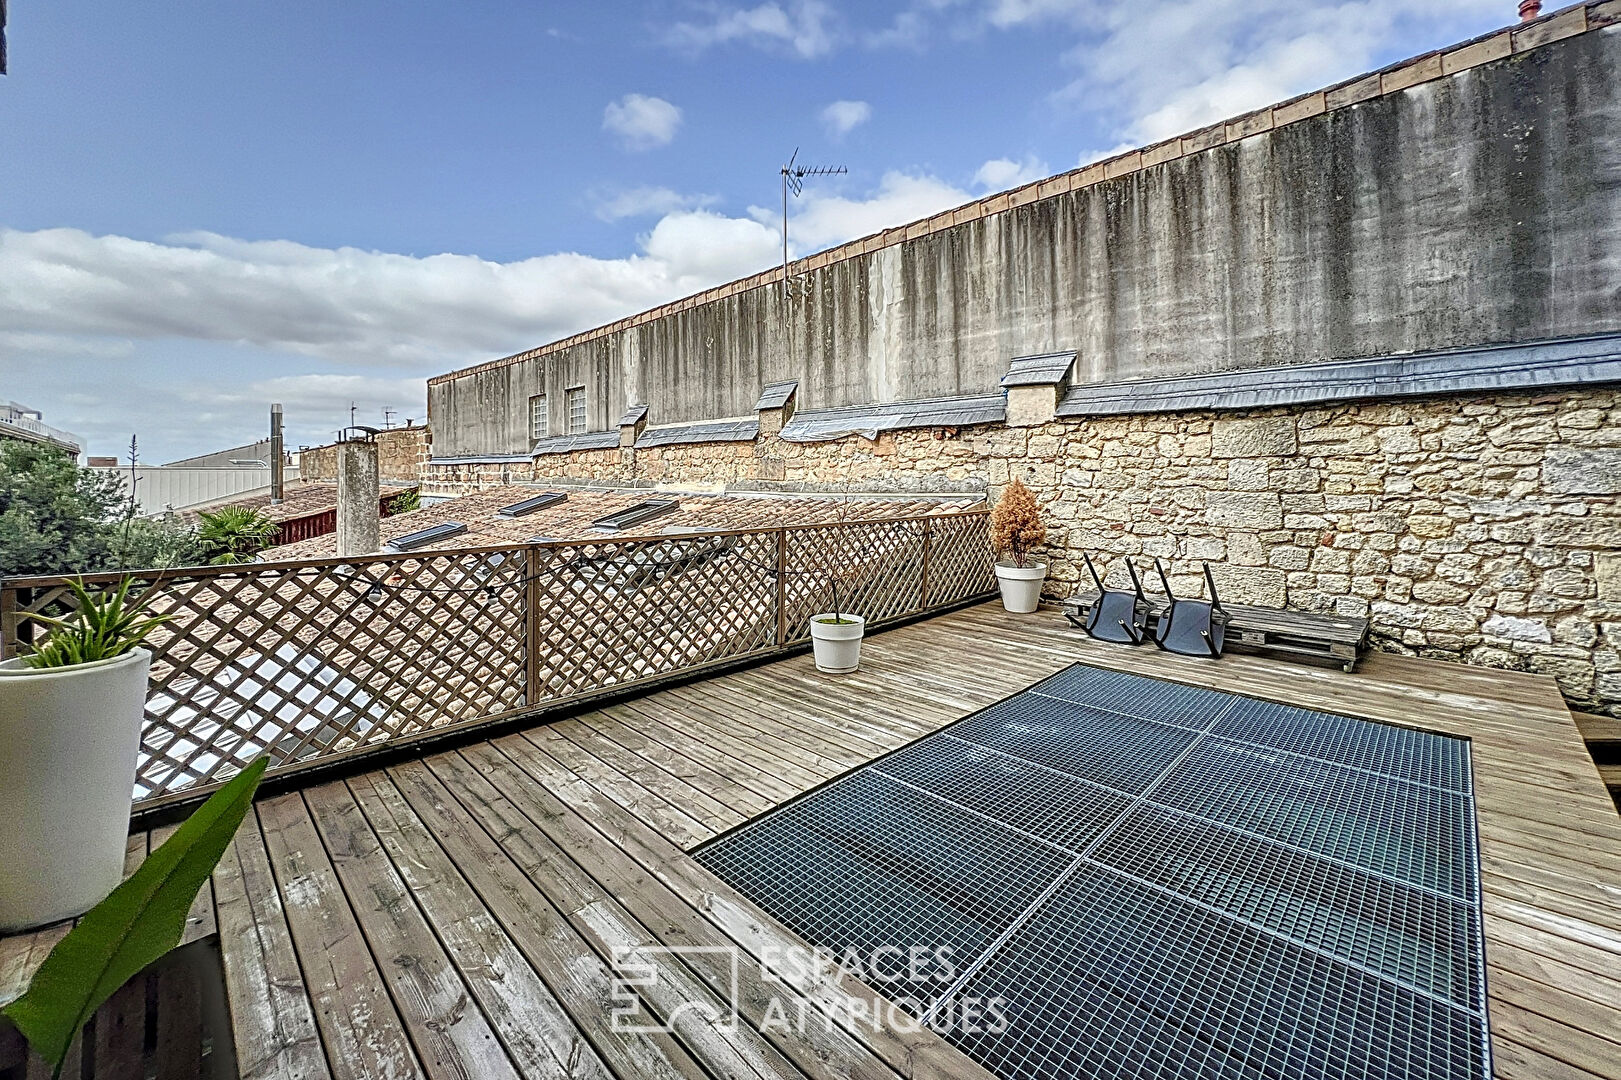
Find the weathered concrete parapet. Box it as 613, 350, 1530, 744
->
335, 438, 381, 557
1001, 352, 1076, 427
619, 404, 649, 448
755, 381, 798, 436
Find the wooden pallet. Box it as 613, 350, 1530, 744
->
1061, 591, 1370, 671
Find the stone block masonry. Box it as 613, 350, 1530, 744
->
424, 386, 1621, 715
299, 426, 430, 485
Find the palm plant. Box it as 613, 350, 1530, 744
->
195, 506, 277, 564
22, 577, 170, 670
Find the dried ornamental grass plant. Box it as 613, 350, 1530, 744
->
990, 479, 1046, 568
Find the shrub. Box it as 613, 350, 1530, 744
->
388, 488, 421, 515
195, 506, 278, 564
990, 478, 1046, 568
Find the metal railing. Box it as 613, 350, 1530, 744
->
1, 509, 995, 810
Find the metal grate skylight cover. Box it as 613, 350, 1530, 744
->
695, 663, 1489, 1080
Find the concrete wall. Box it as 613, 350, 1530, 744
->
429, 20, 1621, 458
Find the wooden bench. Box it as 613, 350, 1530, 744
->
1061, 591, 1370, 671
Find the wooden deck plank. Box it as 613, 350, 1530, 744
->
424, 746, 811, 1080
578, 707, 778, 814
550, 715, 749, 830
383, 757, 716, 1080
346, 772, 615, 1080
255, 793, 423, 1080
600, 700, 802, 803
211, 813, 332, 1080
301, 780, 524, 1080
450, 739, 927, 1080
523, 725, 716, 847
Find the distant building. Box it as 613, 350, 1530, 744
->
0, 400, 82, 458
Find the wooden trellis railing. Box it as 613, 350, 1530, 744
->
0, 509, 994, 810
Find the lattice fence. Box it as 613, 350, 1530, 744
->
1, 509, 993, 807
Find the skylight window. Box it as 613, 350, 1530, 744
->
590, 499, 678, 532
384, 522, 467, 552
495, 491, 567, 518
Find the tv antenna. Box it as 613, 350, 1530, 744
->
382, 406, 397, 429
780, 148, 845, 297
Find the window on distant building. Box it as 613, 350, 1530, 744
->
529, 394, 548, 441
565, 386, 586, 434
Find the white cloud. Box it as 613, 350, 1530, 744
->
665, 1, 839, 58
973, 155, 1049, 191
602, 93, 683, 150
820, 100, 873, 139
752, 171, 971, 253
591, 186, 719, 221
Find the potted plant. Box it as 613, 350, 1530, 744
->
0, 578, 167, 932
991, 478, 1048, 613
808, 461, 866, 674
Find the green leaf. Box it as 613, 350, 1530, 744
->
2, 757, 269, 1074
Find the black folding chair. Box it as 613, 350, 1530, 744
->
1080, 554, 1150, 645
1151, 559, 1229, 659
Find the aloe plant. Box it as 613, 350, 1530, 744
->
22, 577, 170, 670
2, 758, 268, 1078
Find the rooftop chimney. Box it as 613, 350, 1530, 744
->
1519, 0, 1541, 20
269, 403, 285, 505
335, 434, 380, 557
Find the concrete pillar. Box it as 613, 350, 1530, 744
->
336, 439, 380, 557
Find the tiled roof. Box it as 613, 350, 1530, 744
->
183, 481, 413, 524
755, 380, 798, 410
260, 486, 983, 560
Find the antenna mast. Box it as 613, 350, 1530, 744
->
780, 148, 846, 298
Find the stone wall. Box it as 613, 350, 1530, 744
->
300, 426, 430, 484
423, 385, 1621, 714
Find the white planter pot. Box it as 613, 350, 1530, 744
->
809, 613, 865, 674
0, 648, 149, 931
995, 561, 1049, 613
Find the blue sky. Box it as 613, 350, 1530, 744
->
1, 0, 1511, 461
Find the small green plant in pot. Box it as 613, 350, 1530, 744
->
990, 478, 1049, 613
0, 578, 169, 931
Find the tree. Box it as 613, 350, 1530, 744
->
0, 443, 211, 577
195, 506, 278, 564
990, 478, 1047, 568
0, 442, 126, 578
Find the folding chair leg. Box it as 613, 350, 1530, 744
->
1200, 628, 1220, 658
1118, 618, 1144, 645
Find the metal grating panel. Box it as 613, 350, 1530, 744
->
1091, 803, 1483, 1010
953, 693, 1201, 794
699, 771, 1073, 1012
940, 865, 1486, 1080
1151, 738, 1476, 898
1214, 697, 1470, 791
876, 734, 1133, 852
693, 663, 1487, 1080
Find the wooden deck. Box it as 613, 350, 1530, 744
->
4, 602, 1620, 1080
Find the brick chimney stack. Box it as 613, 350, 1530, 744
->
1519, 0, 1541, 20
